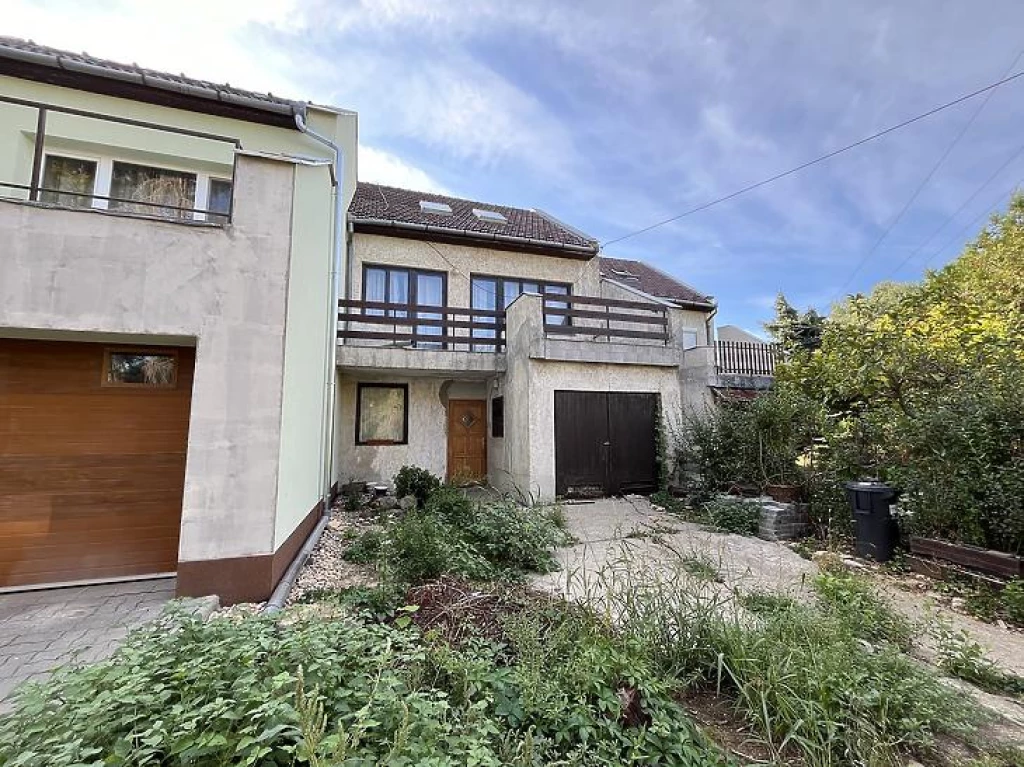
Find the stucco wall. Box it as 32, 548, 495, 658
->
349, 233, 601, 308
0, 155, 294, 563
273, 162, 335, 548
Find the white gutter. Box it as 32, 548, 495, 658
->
294, 114, 344, 516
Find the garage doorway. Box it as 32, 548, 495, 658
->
0, 339, 194, 589
554, 391, 659, 498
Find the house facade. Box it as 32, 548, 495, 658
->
0, 38, 357, 603
334, 184, 720, 500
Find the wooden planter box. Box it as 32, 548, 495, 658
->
909, 536, 1023, 579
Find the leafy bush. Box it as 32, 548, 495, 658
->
889, 366, 1024, 555
0, 605, 730, 767
703, 497, 760, 536
588, 556, 981, 767
931, 617, 1024, 698
813, 570, 913, 649
341, 529, 383, 564
1002, 579, 1024, 625
393, 465, 441, 508
387, 497, 571, 583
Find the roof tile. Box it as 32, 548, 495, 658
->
599, 256, 713, 306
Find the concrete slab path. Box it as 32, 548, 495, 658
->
0, 578, 174, 710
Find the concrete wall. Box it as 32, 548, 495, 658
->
349, 233, 601, 307
0, 155, 293, 565
1, 75, 360, 586
335, 374, 489, 487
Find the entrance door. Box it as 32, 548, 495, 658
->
554, 391, 659, 498
447, 399, 487, 484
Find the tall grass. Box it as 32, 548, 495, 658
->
562, 550, 981, 767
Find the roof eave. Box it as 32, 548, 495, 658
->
0, 41, 306, 128
352, 216, 600, 259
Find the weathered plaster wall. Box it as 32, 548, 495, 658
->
335, 375, 488, 487
349, 233, 601, 307
0, 155, 293, 563
273, 162, 335, 549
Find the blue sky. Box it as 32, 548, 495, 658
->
9, 1, 1024, 333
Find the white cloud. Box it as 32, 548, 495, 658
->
358, 146, 450, 194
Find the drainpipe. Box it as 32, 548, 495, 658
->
295, 113, 345, 514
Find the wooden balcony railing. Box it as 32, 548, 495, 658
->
715, 340, 780, 376
542, 295, 669, 343
337, 299, 506, 351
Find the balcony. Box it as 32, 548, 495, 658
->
335, 292, 682, 373
0, 94, 238, 224
714, 340, 781, 377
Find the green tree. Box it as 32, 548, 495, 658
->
764, 293, 825, 355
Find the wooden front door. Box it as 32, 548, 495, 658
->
554, 391, 659, 498
0, 339, 194, 588
446, 399, 487, 484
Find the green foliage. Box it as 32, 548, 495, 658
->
931, 617, 1024, 698
764, 293, 825, 355
341, 529, 383, 564
1002, 579, 1024, 625
812, 570, 913, 649
387, 494, 571, 584
765, 195, 1024, 551
590, 558, 981, 767
0, 605, 729, 767
672, 388, 818, 499
393, 465, 441, 507
702, 497, 760, 536
294, 585, 403, 620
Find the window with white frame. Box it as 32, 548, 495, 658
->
39, 153, 231, 222
682, 329, 699, 349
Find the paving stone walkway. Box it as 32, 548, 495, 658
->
0, 578, 174, 709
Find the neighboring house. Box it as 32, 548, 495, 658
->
335, 183, 722, 500
0, 38, 357, 604
717, 324, 768, 344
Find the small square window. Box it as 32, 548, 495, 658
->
104, 350, 178, 386
491, 396, 504, 438
357, 384, 408, 445
682, 330, 699, 350
41, 155, 97, 208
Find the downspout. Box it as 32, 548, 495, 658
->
294, 113, 345, 518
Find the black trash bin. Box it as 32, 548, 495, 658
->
844, 481, 899, 562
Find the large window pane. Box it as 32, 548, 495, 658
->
471, 277, 498, 350
207, 178, 232, 222
41, 156, 96, 208
544, 284, 570, 326
415, 272, 444, 346
364, 267, 387, 316
390, 270, 409, 318
110, 161, 197, 219
357, 384, 407, 444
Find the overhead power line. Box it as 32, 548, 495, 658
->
600, 68, 1024, 249
834, 47, 1024, 297
882, 140, 1024, 280
923, 181, 1021, 269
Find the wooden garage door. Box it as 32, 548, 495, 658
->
0, 339, 194, 588
554, 391, 659, 498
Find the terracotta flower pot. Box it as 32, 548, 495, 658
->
766, 483, 801, 503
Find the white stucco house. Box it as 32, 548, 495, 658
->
0, 37, 356, 604
0, 36, 774, 606
334, 183, 726, 501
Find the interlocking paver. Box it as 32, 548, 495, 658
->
0, 578, 175, 712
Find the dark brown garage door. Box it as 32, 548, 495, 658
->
554, 391, 659, 498
0, 339, 194, 588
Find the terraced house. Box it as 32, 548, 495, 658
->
0, 38, 356, 604
0, 37, 772, 606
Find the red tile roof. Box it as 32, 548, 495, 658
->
599, 256, 713, 307
349, 182, 599, 253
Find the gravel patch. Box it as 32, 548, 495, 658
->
285, 512, 380, 605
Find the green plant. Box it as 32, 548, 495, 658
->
702, 497, 760, 536
931, 617, 1024, 698
1001, 579, 1024, 625
580, 552, 980, 767
393, 465, 441, 508
341, 529, 383, 564
679, 552, 722, 582
812, 570, 914, 649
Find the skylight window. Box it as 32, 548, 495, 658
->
610, 267, 639, 280
472, 208, 507, 224
419, 200, 452, 215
